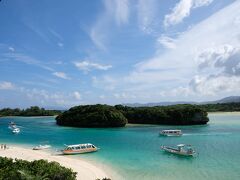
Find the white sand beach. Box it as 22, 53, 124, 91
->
0, 145, 111, 180
208, 111, 240, 115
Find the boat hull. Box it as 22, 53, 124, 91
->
9, 124, 17, 130
33, 145, 51, 150
161, 146, 195, 156
159, 130, 183, 136
62, 148, 98, 155
160, 133, 182, 137
12, 128, 20, 134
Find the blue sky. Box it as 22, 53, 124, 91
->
0, 0, 240, 108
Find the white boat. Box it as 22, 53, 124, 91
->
12, 128, 20, 134
161, 144, 196, 156
33, 145, 51, 150
8, 121, 17, 129
62, 143, 99, 155
160, 129, 182, 136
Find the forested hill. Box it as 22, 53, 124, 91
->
115, 104, 209, 125
56, 104, 209, 127
56, 104, 127, 127
0, 106, 61, 117
197, 103, 240, 112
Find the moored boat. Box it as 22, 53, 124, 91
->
161, 144, 196, 156
12, 127, 20, 134
33, 144, 51, 150
160, 129, 182, 136
62, 143, 99, 155
8, 121, 17, 129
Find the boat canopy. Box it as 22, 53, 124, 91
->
162, 130, 181, 132
177, 144, 186, 147
66, 143, 93, 148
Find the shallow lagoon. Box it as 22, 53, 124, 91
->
0, 113, 240, 180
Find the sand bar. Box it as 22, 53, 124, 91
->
208, 111, 240, 115
0, 145, 111, 180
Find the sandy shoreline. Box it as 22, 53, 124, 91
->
0, 145, 112, 180
208, 111, 240, 115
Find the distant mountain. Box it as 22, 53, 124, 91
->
123, 96, 240, 107
205, 96, 240, 104
123, 101, 196, 107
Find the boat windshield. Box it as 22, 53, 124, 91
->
65, 144, 96, 150
162, 130, 180, 133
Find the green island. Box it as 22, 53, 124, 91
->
56, 104, 209, 127
56, 104, 127, 127
0, 157, 76, 180
0, 106, 61, 117
115, 104, 209, 125
2, 103, 240, 127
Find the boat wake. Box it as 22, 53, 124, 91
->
183, 132, 231, 136
15, 125, 25, 128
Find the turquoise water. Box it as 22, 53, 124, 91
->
0, 113, 240, 180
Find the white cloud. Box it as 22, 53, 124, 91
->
99, 95, 105, 99
137, 0, 159, 34
157, 35, 177, 49
164, 0, 214, 27
57, 42, 64, 48
24, 22, 50, 43
8, 47, 15, 52
196, 44, 240, 75
131, 1, 240, 99
91, 1, 240, 102
0, 82, 14, 90
138, 1, 240, 72
103, 0, 129, 26
114, 0, 129, 26
53, 61, 63, 65
92, 75, 116, 90
74, 61, 112, 72
114, 92, 136, 100
49, 28, 63, 41
52, 72, 70, 80
48, 29, 64, 48
19, 87, 83, 107
73, 91, 81, 100
190, 75, 240, 96
3, 52, 54, 71
89, 0, 129, 50
90, 27, 107, 50
126, 70, 184, 85
164, 0, 192, 27
193, 0, 213, 8
22, 80, 55, 88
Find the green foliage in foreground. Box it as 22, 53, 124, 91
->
0, 157, 77, 180
56, 104, 209, 127
56, 104, 127, 127
197, 103, 240, 112
0, 106, 61, 117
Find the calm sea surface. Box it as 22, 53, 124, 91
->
0, 113, 240, 180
